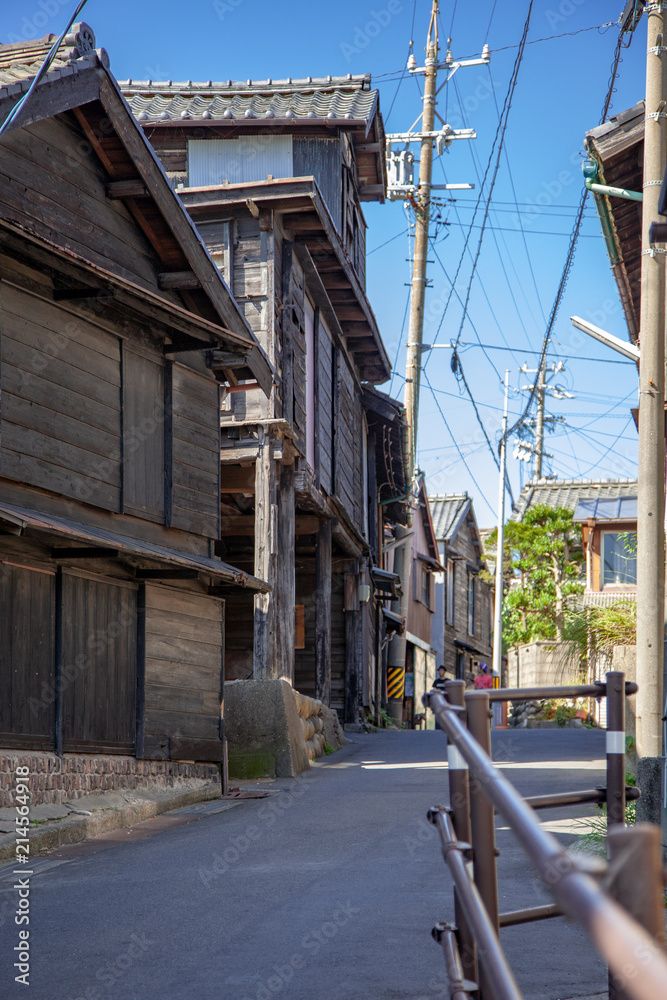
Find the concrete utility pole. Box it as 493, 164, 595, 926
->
492, 371, 510, 681
384, 4, 488, 724
636, 1, 667, 821
403, 1, 439, 478
533, 361, 546, 480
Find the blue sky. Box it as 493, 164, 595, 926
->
2, 0, 645, 526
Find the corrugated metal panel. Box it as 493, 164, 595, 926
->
188, 136, 293, 187
293, 137, 342, 231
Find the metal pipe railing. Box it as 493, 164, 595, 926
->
525, 787, 640, 811
425, 685, 667, 1000
486, 681, 637, 702
429, 807, 523, 1000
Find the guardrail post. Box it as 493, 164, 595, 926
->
606, 671, 626, 829
446, 680, 478, 992
607, 823, 665, 1000
465, 690, 499, 1000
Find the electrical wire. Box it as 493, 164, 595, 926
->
422, 371, 497, 516
0, 0, 90, 137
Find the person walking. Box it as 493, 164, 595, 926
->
474, 663, 493, 690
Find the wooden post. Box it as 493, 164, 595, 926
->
135, 582, 146, 758
253, 426, 277, 678
275, 463, 295, 682
344, 564, 360, 723
315, 520, 332, 704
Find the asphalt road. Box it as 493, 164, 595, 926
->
0, 728, 608, 1000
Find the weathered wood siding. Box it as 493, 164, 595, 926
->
333, 350, 363, 530
171, 364, 220, 537
0, 562, 55, 748
1, 284, 122, 511
61, 572, 137, 754
294, 563, 316, 697
144, 585, 224, 761
0, 115, 163, 291
317, 315, 334, 493
330, 573, 346, 716
122, 344, 164, 520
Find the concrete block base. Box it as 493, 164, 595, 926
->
225, 679, 310, 779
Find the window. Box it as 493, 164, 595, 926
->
188, 136, 293, 186
446, 559, 455, 626
421, 565, 432, 609
468, 572, 476, 636
602, 531, 637, 587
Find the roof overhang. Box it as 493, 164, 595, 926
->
0, 49, 273, 393
361, 387, 408, 524
180, 177, 391, 383
0, 501, 270, 592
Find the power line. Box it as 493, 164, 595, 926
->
422, 372, 497, 517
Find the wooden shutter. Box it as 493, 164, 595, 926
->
122, 346, 165, 520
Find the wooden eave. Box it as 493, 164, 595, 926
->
0, 500, 270, 592
0, 62, 273, 394
0, 218, 267, 376
585, 104, 644, 345
361, 387, 408, 526
180, 176, 391, 383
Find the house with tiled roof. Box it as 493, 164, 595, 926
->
512, 478, 638, 521
428, 493, 494, 682
120, 70, 406, 726
0, 24, 277, 800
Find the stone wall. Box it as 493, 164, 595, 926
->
0, 751, 219, 808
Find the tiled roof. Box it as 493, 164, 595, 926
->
0, 24, 102, 96
428, 493, 470, 541
513, 478, 638, 522
119, 75, 379, 128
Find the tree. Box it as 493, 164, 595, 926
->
485, 504, 584, 647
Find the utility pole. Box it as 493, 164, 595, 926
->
492, 371, 510, 681
636, 1, 667, 822
384, 4, 489, 724
533, 361, 546, 480
404, 1, 439, 478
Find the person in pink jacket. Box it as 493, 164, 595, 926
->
474, 663, 493, 689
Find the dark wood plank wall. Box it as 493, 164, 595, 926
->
0, 115, 165, 291
330, 573, 346, 716
334, 350, 363, 530
294, 561, 316, 698
143, 585, 223, 761
171, 364, 220, 537
224, 590, 254, 680
122, 345, 165, 520
61, 572, 137, 753
285, 246, 307, 454
317, 315, 334, 493
0, 562, 55, 747
1, 284, 122, 511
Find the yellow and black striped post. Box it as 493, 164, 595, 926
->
387, 665, 405, 701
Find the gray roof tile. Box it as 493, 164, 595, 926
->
428, 493, 470, 541
119, 76, 379, 127
513, 478, 638, 522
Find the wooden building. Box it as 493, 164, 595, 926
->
120, 73, 407, 722
0, 26, 273, 781
429, 493, 493, 683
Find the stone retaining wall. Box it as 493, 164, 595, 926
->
0, 751, 219, 807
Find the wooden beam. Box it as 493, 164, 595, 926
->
72, 105, 117, 176
163, 334, 211, 353
107, 179, 149, 199
254, 427, 277, 677
225, 381, 261, 394
360, 184, 385, 198
283, 213, 323, 231
51, 547, 117, 559
134, 569, 199, 580
52, 288, 114, 301
158, 271, 201, 290
246, 198, 260, 219
354, 142, 381, 153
